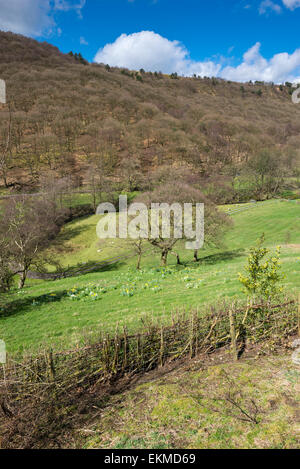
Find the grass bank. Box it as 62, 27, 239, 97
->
0, 200, 299, 353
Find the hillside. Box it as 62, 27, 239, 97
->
82, 354, 300, 450
0, 31, 300, 202
1, 199, 299, 354
2, 346, 299, 449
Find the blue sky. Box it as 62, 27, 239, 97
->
1, 0, 300, 82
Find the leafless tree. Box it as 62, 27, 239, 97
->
1, 195, 60, 288
136, 183, 230, 266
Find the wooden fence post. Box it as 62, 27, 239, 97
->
160, 326, 164, 367
229, 308, 238, 361
122, 327, 128, 372
298, 293, 300, 337
189, 313, 194, 359
47, 351, 55, 382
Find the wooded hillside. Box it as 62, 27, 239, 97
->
1, 31, 300, 202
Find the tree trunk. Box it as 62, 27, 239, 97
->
136, 252, 142, 270
92, 190, 96, 213
161, 250, 168, 266
18, 270, 27, 289
172, 251, 181, 265
0, 168, 8, 188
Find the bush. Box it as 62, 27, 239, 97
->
238, 234, 284, 300
0, 262, 14, 293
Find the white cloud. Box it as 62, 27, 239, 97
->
80, 36, 88, 45
0, 0, 86, 37
221, 42, 300, 83
257, 0, 300, 14
54, 0, 86, 18
282, 0, 300, 9
94, 31, 221, 77
0, 0, 53, 36
94, 32, 300, 84
259, 1, 282, 14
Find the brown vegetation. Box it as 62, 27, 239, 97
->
0, 31, 300, 202
0, 299, 297, 448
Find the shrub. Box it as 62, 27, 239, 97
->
238, 234, 284, 299
0, 263, 14, 293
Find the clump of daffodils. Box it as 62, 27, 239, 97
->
121, 286, 135, 297
67, 285, 107, 301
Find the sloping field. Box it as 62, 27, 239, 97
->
1, 200, 299, 353
80, 354, 300, 449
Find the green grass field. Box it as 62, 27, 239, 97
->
82, 355, 300, 449
1, 199, 299, 354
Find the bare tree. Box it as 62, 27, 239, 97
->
129, 237, 148, 270
118, 156, 143, 192
136, 183, 230, 266
2, 195, 60, 288
0, 233, 14, 292
248, 149, 282, 197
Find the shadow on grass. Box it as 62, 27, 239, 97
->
0, 290, 69, 319
198, 249, 245, 265
1, 260, 126, 319
64, 259, 127, 277
96, 260, 126, 272
28, 259, 127, 280
51, 221, 92, 245
44, 221, 93, 258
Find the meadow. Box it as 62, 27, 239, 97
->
1, 199, 299, 354
82, 355, 300, 450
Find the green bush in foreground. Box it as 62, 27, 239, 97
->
239, 234, 284, 300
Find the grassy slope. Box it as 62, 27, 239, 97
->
1, 200, 299, 353
82, 354, 300, 449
